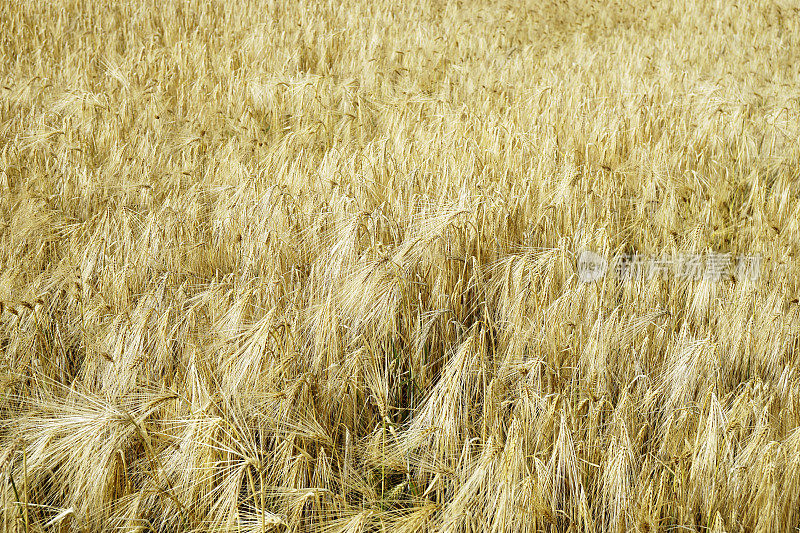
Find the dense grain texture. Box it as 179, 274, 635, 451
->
1, 0, 800, 531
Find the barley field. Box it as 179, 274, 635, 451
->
1, 0, 800, 531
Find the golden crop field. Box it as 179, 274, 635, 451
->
1, 0, 799, 531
